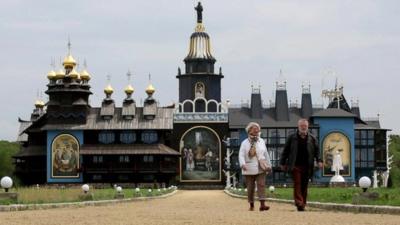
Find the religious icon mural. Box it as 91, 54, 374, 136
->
195, 82, 205, 98
51, 134, 80, 178
180, 126, 221, 182
322, 132, 351, 176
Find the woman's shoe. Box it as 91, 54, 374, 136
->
249, 202, 255, 211
259, 206, 270, 211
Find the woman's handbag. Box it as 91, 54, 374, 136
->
257, 154, 271, 174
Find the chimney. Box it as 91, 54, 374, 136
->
275, 81, 289, 121
301, 83, 313, 118
250, 85, 262, 118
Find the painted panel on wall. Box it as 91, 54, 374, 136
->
51, 134, 80, 178
180, 126, 221, 182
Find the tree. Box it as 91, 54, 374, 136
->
0, 140, 19, 178
388, 135, 400, 188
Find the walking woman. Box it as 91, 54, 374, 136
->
239, 122, 272, 211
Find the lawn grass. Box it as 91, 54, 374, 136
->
229, 187, 400, 206
0, 186, 176, 205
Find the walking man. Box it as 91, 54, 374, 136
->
280, 119, 323, 211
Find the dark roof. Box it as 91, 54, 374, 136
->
355, 119, 391, 130
17, 118, 31, 142
228, 107, 324, 128
40, 107, 174, 130
80, 144, 180, 155
311, 108, 357, 118
13, 146, 46, 157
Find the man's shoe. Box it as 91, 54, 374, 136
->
297, 206, 305, 211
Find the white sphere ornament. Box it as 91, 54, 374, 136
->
269, 186, 275, 193
148, 189, 152, 192
359, 176, 371, 192
116, 186, 122, 193
135, 187, 140, 192
82, 184, 90, 193
1, 176, 13, 192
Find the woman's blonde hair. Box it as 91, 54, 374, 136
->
245, 122, 261, 134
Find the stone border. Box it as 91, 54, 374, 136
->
0, 190, 178, 212
224, 189, 400, 215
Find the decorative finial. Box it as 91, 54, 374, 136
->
195, 2, 203, 23
51, 58, 55, 69
106, 74, 111, 83
127, 70, 132, 81
145, 73, 155, 95
67, 36, 71, 55
83, 59, 88, 69
104, 74, 114, 95
124, 70, 134, 95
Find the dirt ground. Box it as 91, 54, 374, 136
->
0, 190, 399, 225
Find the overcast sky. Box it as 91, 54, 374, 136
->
0, 0, 398, 141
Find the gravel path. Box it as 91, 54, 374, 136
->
0, 190, 399, 225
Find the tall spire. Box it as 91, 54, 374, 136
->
185, 2, 214, 60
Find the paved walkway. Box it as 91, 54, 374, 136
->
0, 190, 399, 225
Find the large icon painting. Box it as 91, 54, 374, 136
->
322, 132, 351, 176
180, 126, 221, 182
51, 134, 80, 178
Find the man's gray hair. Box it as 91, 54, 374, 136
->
245, 122, 261, 133
298, 118, 309, 125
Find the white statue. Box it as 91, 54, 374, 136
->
331, 150, 344, 176
373, 170, 379, 188
381, 155, 393, 187
329, 150, 345, 184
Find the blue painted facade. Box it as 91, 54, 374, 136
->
313, 117, 355, 183
46, 130, 84, 183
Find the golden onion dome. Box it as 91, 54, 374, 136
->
80, 69, 91, 81
63, 54, 77, 67
104, 84, 114, 95
68, 69, 80, 79
47, 70, 57, 80
34, 100, 45, 108
55, 69, 65, 79
145, 83, 155, 95
124, 84, 134, 95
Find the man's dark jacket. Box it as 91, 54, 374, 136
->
279, 132, 323, 178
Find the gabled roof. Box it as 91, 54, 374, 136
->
311, 108, 357, 118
